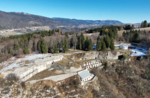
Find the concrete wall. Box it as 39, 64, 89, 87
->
82, 75, 94, 82
71, 51, 120, 61
21, 55, 63, 81
83, 60, 102, 69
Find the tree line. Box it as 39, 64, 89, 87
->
122, 30, 140, 43
0, 27, 116, 63
141, 20, 150, 28
86, 26, 120, 33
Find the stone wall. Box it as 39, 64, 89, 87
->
71, 51, 120, 61
1, 55, 63, 81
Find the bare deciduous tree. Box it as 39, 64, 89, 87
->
72, 34, 77, 50
6, 73, 19, 82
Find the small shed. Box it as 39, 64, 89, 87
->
77, 69, 94, 85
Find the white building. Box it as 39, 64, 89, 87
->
77, 69, 94, 85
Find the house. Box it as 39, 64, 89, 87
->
77, 69, 94, 85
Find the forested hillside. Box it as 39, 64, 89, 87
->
0, 10, 123, 30
0, 25, 119, 63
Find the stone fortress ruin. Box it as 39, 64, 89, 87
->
0, 50, 125, 85
0, 54, 63, 81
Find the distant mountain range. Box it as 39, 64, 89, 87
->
0, 10, 123, 31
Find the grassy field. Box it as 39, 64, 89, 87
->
0, 26, 50, 37
118, 27, 150, 36
118, 30, 125, 36
57, 59, 80, 69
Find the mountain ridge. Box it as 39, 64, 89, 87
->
0, 10, 123, 30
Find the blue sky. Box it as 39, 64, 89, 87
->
0, 0, 150, 23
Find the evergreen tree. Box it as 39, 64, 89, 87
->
80, 33, 85, 50
52, 29, 55, 35
23, 46, 29, 54
141, 20, 148, 28
32, 40, 36, 51
97, 41, 101, 51
78, 36, 82, 50
105, 36, 111, 48
53, 44, 58, 53
124, 25, 133, 30
96, 36, 101, 51
41, 39, 47, 53
109, 31, 114, 39
37, 38, 42, 51
101, 40, 106, 51
133, 32, 139, 42
110, 38, 115, 50
8, 47, 12, 54
88, 39, 93, 51
14, 41, 19, 51
84, 37, 89, 50
63, 38, 68, 53
41, 32, 45, 37
19, 38, 24, 48
143, 20, 148, 27
37, 41, 41, 51
65, 32, 69, 38
148, 23, 150, 27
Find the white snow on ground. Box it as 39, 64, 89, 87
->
130, 49, 146, 56
118, 43, 148, 57
0, 54, 51, 73
130, 46, 147, 57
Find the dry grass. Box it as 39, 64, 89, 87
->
67, 49, 85, 53
57, 59, 80, 69
27, 69, 64, 81
118, 28, 150, 36
118, 30, 125, 36
57, 59, 71, 67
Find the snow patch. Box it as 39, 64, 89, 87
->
0, 54, 50, 73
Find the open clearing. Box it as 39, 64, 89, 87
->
118, 27, 150, 36
27, 69, 64, 81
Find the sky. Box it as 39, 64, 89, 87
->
0, 0, 150, 23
